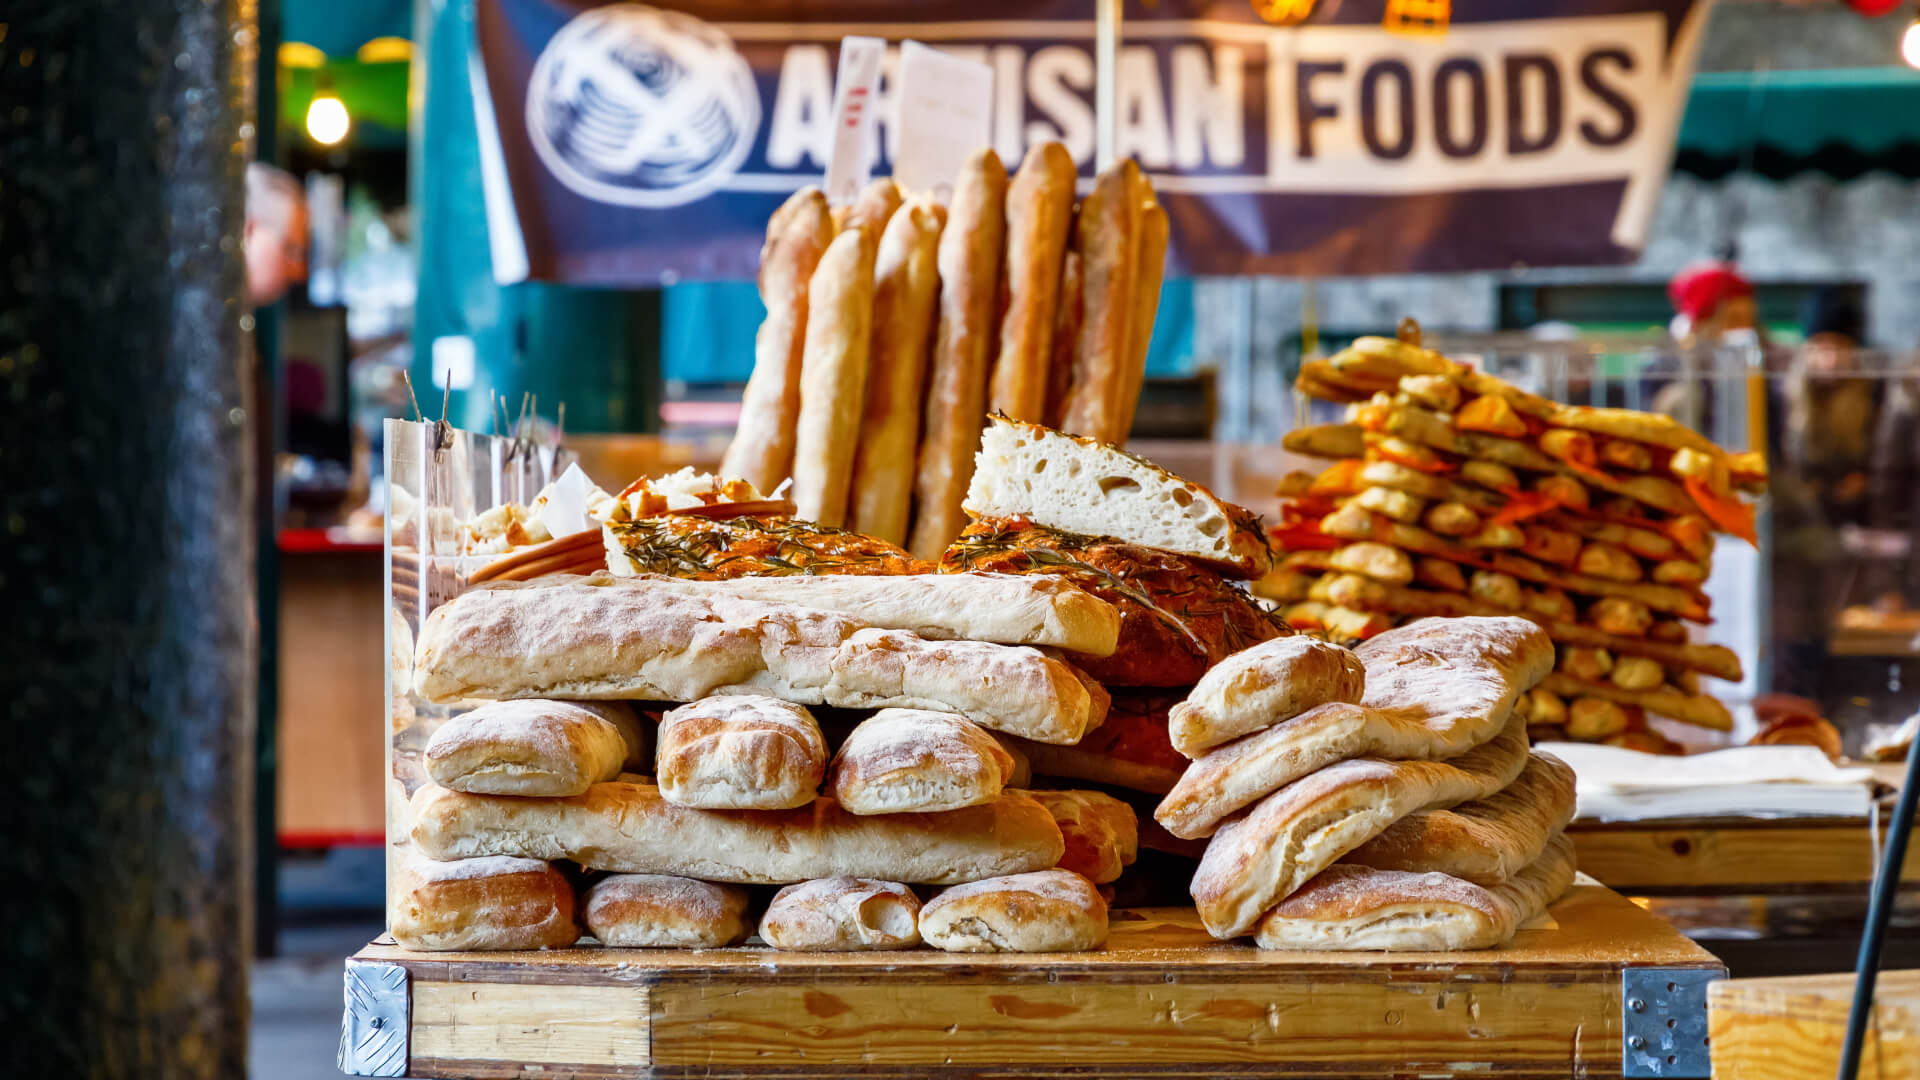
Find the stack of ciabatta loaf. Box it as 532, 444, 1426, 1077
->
395, 568, 1136, 954
1156, 615, 1582, 950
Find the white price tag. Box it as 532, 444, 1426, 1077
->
824, 36, 886, 206
891, 40, 994, 199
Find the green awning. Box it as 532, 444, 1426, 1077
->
283, 0, 410, 58
1676, 67, 1920, 177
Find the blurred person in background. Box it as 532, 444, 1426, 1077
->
1648, 260, 1763, 433
245, 162, 308, 307
1780, 287, 1876, 525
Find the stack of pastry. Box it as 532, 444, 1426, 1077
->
390, 569, 1137, 954
720, 143, 1167, 563
1156, 616, 1581, 950
1266, 333, 1768, 751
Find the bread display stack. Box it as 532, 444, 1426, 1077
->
720, 144, 1170, 564
1155, 615, 1582, 950
1267, 331, 1768, 752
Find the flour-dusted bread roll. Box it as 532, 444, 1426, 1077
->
1168, 637, 1366, 757
828, 709, 1015, 815
1156, 617, 1553, 839
583, 873, 751, 948
919, 869, 1108, 953
759, 877, 922, 950
412, 574, 1106, 745
390, 855, 578, 951
425, 699, 648, 797
1343, 752, 1577, 885
1027, 789, 1138, 884
1253, 833, 1577, 951
1189, 715, 1530, 939
412, 781, 1064, 885
657, 695, 827, 810
964, 415, 1274, 578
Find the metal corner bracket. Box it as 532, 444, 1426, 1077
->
1621, 966, 1721, 1079
339, 960, 410, 1077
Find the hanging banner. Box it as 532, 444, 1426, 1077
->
475, 0, 1710, 284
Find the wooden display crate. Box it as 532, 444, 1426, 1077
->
1709, 968, 1920, 1080
1568, 815, 1919, 895
341, 882, 1722, 1079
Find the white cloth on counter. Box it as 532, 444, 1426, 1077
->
1535, 742, 1875, 822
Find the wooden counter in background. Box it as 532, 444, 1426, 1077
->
1567, 809, 1918, 896
1709, 969, 1919, 1080
277, 531, 385, 846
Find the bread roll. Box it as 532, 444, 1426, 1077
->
1027, 789, 1138, 884
1190, 715, 1530, 939
390, 855, 578, 951
829, 709, 1015, 815
1254, 833, 1577, 951
1342, 752, 1577, 885
413, 574, 1106, 744
1042, 251, 1084, 428
1168, 637, 1366, 758
759, 877, 922, 950
1001, 690, 1187, 795
425, 699, 647, 797
991, 141, 1077, 422
412, 781, 1064, 885
909, 148, 1008, 561
1058, 162, 1141, 444
919, 869, 1107, 952
1115, 174, 1167, 438
657, 695, 827, 810
849, 198, 944, 546
722, 187, 836, 493
583, 873, 751, 948
790, 228, 878, 527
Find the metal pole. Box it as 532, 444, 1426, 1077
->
1835, 732, 1920, 1079
1095, 0, 1120, 170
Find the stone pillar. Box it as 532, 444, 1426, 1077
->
0, 1, 256, 1076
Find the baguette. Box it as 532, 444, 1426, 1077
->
1043, 251, 1084, 428
909, 148, 1009, 560
918, 869, 1107, 952
411, 781, 1064, 885
1058, 161, 1141, 444
425, 699, 648, 797
721, 187, 836, 493
829, 709, 1015, 815
1342, 752, 1577, 885
849, 199, 945, 546
583, 874, 751, 948
390, 855, 578, 951
789, 228, 878, 526
656, 695, 827, 810
990, 141, 1077, 423
413, 574, 1105, 744
1115, 173, 1167, 438
759, 877, 922, 950
841, 177, 901, 243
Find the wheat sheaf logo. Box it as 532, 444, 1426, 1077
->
526, 4, 760, 207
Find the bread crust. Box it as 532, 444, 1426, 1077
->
790, 227, 878, 527
426, 699, 647, 797
1342, 752, 1577, 885
584, 873, 752, 948
1168, 638, 1366, 758
991, 141, 1077, 423
657, 695, 827, 810
919, 869, 1108, 952
1027, 789, 1139, 884
1002, 690, 1187, 794
390, 855, 579, 951
849, 199, 944, 546
830, 709, 1015, 815
1059, 163, 1140, 444
759, 877, 923, 950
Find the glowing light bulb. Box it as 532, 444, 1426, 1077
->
306, 95, 349, 145
1903, 19, 1920, 70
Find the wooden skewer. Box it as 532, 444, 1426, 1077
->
469, 529, 603, 584
488, 552, 607, 583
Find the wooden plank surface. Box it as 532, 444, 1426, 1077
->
1569, 817, 1919, 894
353, 884, 1721, 1079
277, 549, 386, 844
1709, 969, 1920, 1080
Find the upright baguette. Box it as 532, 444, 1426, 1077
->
909, 149, 1008, 561
722, 187, 835, 493
1043, 251, 1085, 429
1116, 176, 1168, 438
1059, 161, 1141, 444
789, 228, 878, 526
841, 177, 902, 243
411, 781, 1065, 885
849, 199, 946, 546
990, 141, 1078, 423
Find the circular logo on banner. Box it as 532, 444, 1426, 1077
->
525, 4, 759, 208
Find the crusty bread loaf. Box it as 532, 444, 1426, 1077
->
1156, 617, 1553, 839
390, 855, 578, 951
789, 227, 878, 527
1058, 162, 1140, 444
599, 571, 1119, 656
1189, 715, 1530, 939
413, 574, 1105, 744
412, 781, 1064, 885
849, 198, 945, 546
1168, 638, 1366, 757
759, 877, 922, 950
425, 699, 647, 797
656, 695, 827, 810
583, 873, 751, 948
1114, 171, 1166, 439
997, 735, 1032, 789
1343, 752, 1577, 885
1001, 690, 1188, 795
919, 869, 1108, 952
829, 709, 1015, 815
1253, 833, 1577, 951
991, 141, 1077, 423
1027, 789, 1138, 884
964, 415, 1273, 578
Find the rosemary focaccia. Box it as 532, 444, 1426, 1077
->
603, 514, 927, 579
941, 518, 1292, 687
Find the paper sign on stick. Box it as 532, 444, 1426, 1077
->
891, 40, 993, 200
824, 36, 886, 206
